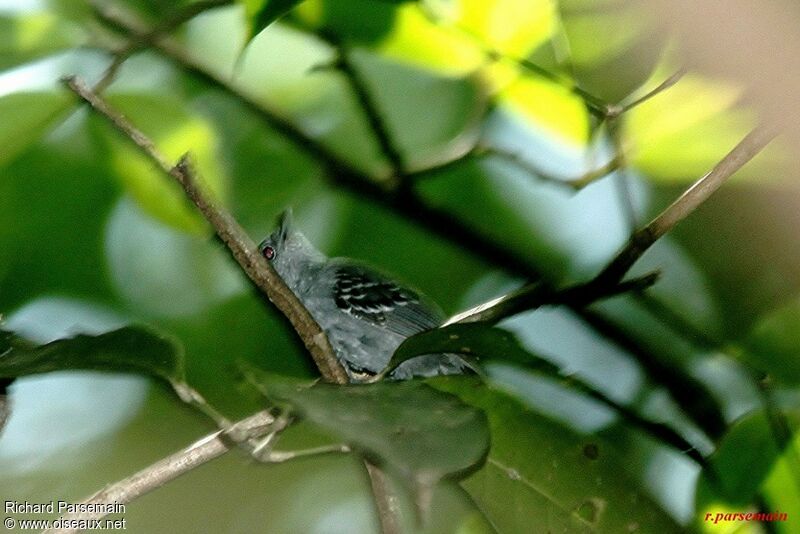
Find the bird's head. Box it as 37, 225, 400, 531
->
258, 209, 325, 287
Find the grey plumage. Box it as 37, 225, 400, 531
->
258, 210, 467, 382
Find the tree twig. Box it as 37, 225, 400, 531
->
91, 0, 233, 92
365, 460, 403, 534
63, 75, 348, 385
445, 272, 660, 325
331, 39, 406, 184
594, 124, 778, 287
43, 410, 276, 534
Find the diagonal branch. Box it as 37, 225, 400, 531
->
594, 124, 778, 287
43, 409, 277, 534
63, 75, 348, 385
332, 40, 407, 182
63, 73, 406, 533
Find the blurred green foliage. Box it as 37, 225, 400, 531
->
1, 0, 799, 533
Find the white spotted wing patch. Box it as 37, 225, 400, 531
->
331, 264, 442, 336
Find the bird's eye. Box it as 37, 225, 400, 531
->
262, 246, 275, 261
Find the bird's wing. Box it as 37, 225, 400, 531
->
328, 261, 443, 337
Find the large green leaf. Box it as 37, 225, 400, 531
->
241, 0, 304, 45
0, 326, 184, 384
388, 322, 575, 377
0, 135, 121, 311
432, 377, 682, 533
0, 92, 72, 169
245, 370, 490, 491
0, 12, 84, 72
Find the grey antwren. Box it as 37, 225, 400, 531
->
258, 210, 468, 382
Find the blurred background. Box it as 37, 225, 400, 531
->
1, 0, 799, 532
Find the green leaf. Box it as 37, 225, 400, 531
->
0, 326, 185, 384
0, 135, 121, 311
392, 323, 703, 462
242, 0, 304, 44
431, 377, 682, 533
245, 370, 490, 489
388, 322, 548, 374
0, 12, 84, 72
695, 411, 783, 508
0, 92, 72, 168
90, 93, 229, 234
291, 0, 400, 44
559, 0, 665, 102
745, 298, 800, 384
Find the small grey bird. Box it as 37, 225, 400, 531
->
258, 210, 467, 382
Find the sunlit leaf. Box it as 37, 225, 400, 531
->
245, 370, 490, 490
431, 377, 682, 532
759, 431, 800, 532
241, 0, 303, 45
499, 75, 590, 143
0, 92, 72, 168
0, 326, 185, 384
696, 413, 799, 532
695, 411, 783, 508
375, 3, 483, 75
458, 0, 555, 56
625, 74, 779, 181
292, 0, 400, 44
90, 94, 229, 234
0, 12, 84, 72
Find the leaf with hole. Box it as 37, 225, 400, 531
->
430, 376, 682, 532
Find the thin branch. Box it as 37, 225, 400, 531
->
63, 75, 348, 385
576, 307, 726, 439
408, 145, 621, 191
567, 154, 622, 189
594, 124, 777, 287
445, 272, 660, 325
43, 410, 276, 534
618, 68, 687, 115
608, 125, 639, 233
478, 146, 581, 190
365, 460, 403, 534
332, 40, 407, 184
91, 0, 234, 92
